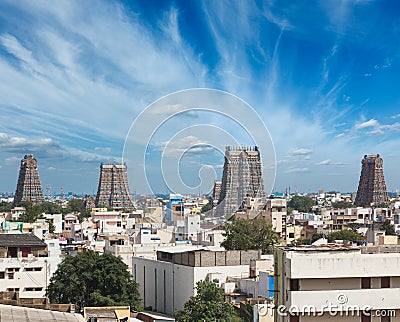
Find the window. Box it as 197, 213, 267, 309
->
289, 233, 295, 238
0, 272, 4, 279
8, 273, 14, 279
290, 279, 299, 291
361, 277, 371, 289
25, 267, 42, 272
381, 277, 390, 288
117, 221, 122, 227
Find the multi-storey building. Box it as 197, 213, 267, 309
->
0, 234, 49, 298
13, 154, 44, 206
275, 244, 400, 321
132, 247, 261, 315
218, 146, 265, 217
355, 154, 389, 207
95, 163, 134, 210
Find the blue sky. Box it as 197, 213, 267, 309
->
0, 0, 400, 195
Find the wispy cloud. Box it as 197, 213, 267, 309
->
316, 159, 348, 166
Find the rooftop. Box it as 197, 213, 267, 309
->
0, 304, 85, 322
0, 234, 47, 248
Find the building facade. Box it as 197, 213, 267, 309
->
95, 163, 134, 210
275, 245, 400, 321
13, 154, 44, 206
355, 154, 389, 207
218, 146, 265, 217
132, 248, 260, 315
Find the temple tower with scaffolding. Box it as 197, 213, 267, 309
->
95, 163, 134, 210
218, 146, 265, 216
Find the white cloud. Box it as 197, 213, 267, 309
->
284, 167, 309, 174
316, 159, 347, 166
288, 148, 313, 157
355, 119, 378, 130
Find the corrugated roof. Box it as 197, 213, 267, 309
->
0, 234, 47, 247
0, 304, 85, 322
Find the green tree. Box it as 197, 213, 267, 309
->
0, 202, 12, 212
327, 230, 363, 243
347, 222, 361, 231
67, 198, 84, 213
18, 203, 43, 223
382, 220, 396, 236
47, 251, 141, 312
331, 201, 354, 209
174, 279, 235, 322
288, 195, 315, 213
201, 196, 213, 213
221, 217, 279, 254
41, 201, 63, 214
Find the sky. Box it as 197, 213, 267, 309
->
0, 0, 400, 195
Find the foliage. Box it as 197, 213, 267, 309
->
382, 220, 396, 236
288, 195, 315, 213
221, 217, 279, 254
18, 201, 43, 223
174, 279, 235, 322
41, 201, 63, 214
240, 302, 254, 322
347, 222, 361, 231
17, 201, 64, 223
67, 198, 84, 213
331, 201, 354, 209
311, 233, 324, 244
47, 251, 141, 312
327, 230, 363, 243
0, 202, 12, 212
201, 196, 213, 213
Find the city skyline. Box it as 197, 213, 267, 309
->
1, 1, 400, 194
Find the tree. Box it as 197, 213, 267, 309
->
67, 198, 84, 213
331, 201, 354, 209
382, 220, 396, 236
41, 201, 62, 214
201, 196, 213, 213
0, 202, 12, 212
327, 230, 363, 243
221, 217, 279, 254
174, 279, 235, 322
288, 195, 315, 213
18, 203, 43, 223
47, 251, 141, 312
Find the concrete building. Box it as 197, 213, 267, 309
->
0, 234, 48, 298
13, 154, 44, 206
263, 198, 287, 239
165, 194, 184, 222
355, 154, 389, 207
218, 146, 265, 217
275, 244, 400, 321
91, 209, 127, 234
132, 247, 260, 315
95, 163, 134, 210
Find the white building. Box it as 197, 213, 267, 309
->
132, 247, 260, 315
275, 244, 400, 321
0, 234, 48, 298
